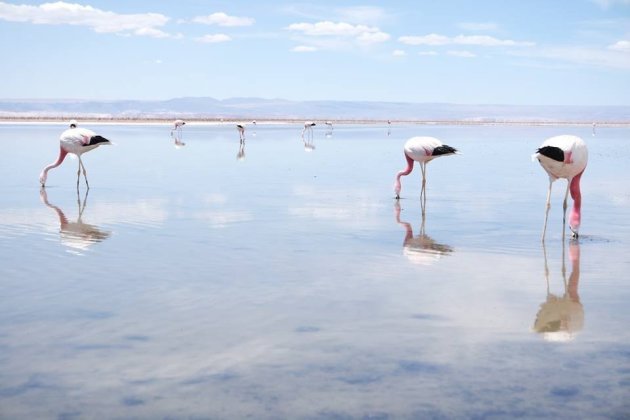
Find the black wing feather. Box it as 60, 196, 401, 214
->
536, 146, 564, 162
432, 145, 457, 156
84, 135, 110, 146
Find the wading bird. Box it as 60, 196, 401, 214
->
302, 121, 316, 140
533, 135, 588, 241
170, 119, 186, 146
237, 124, 246, 141
39, 127, 112, 189
394, 137, 457, 200
171, 119, 185, 136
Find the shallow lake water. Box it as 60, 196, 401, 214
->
1, 122, 629, 418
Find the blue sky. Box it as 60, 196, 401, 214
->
0, 0, 629, 105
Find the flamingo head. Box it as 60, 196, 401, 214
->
569, 213, 581, 238
394, 180, 402, 199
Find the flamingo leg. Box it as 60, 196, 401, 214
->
542, 178, 553, 242
79, 157, 89, 189
76, 159, 81, 189
420, 178, 427, 222
420, 162, 427, 190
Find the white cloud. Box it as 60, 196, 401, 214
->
0, 1, 175, 38
192, 12, 254, 27
392, 49, 406, 56
286, 20, 390, 45
196, 34, 231, 43
399, 33, 534, 47
457, 22, 499, 32
447, 50, 476, 58
292, 45, 317, 52
609, 40, 630, 51
357, 31, 390, 43
418, 51, 438, 56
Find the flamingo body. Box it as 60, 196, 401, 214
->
394, 136, 457, 199
533, 135, 588, 238
40, 127, 111, 187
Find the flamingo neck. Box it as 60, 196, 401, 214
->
568, 171, 584, 232
40, 147, 68, 184
394, 154, 414, 194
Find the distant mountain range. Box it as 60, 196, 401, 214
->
0, 97, 628, 123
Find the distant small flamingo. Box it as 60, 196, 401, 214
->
171, 119, 185, 135
325, 121, 333, 130
171, 119, 186, 146
237, 124, 246, 141
69, 119, 78, 128
533, 135, 588, 240
40, 127, 112, 189
394, 137, 458, 200
302, 121, 316, 139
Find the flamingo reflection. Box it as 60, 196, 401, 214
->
394, 187, 453, 265
237, 136, 246, 161
40, 187, 111, 254
533, 240, 583, 341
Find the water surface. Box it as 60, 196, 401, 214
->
1, 123, 629, 418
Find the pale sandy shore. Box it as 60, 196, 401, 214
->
0, 117, 629, 127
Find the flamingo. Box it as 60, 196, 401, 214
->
237, 124, 246, 141
394, 137, 458, 200
170, 119, 185, 142
533, 135, 588, 240
69, 119, 78, 128
39, 127, 112, 189
302, 121, 316, 140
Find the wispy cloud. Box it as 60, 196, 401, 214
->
334, 6, 390, 25
286, 20, 390, 49
418, 51, 438, 56
292, 45, 317, 52
447, 50, 476, 58
392, 49, 406, 57
192, 12, 254, 27
399, 33, 534, 47
457, 22, 499, 32
608, 40, 630, 51
509, 45, 630, 69
0, 1, 176, 38
195, 34, 232, 43
590, 0, 630, 8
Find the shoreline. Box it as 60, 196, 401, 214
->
0, 117, 628, 127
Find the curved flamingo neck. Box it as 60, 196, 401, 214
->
568, 170, 584, 231
40, 147, 68, 182
394, 154, 414, 194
